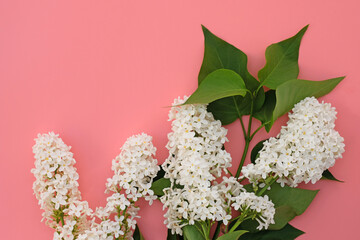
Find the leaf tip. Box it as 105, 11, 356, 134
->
201, 24, 209, 33
339, 76, 346, 81
297, 24, 309, 37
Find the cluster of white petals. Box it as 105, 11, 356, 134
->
161, 97, 274, 234
161, 97, 232, 234
163, 96, 231, 187
161, 185, 229, 235
32, 132, 159, 240
90, 133, 160, 239
106, 133, 160, 204
216, 177, 275, 230
32, 132, 95, 239
242, 97, 345, 187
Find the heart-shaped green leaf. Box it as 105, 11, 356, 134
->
199, 25, 258, 90
273, 77, 344, 121
206, 97, 240, 125
270, 206, 297, 230
255, 77, 344, 132
167, 229, 181, 240
240, 224, 304, 240
133, 225, 145, 240
183, 225, 205, 240
185, 69, 247, 105
250, 139, 268, 164
241, 183, 318, 231
207, 89, 264, 125
253, 90, 276, 132
198, 25, 263, 125
321, 169, 343, 182
150, 178, 171, 197
217, 230, 248, 240
264, 183, 318, 230
258, 25, 308, 89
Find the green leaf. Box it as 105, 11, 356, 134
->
270, 206, 297, 230
199, 25, 258, 90
253, 90, 276, 132
217, 230, 248, 240
273, 77, 344, 121
258, 25, 308, 89
240, 224, 304, 240
321, 169, 343, 182
183, 225, 205, 240
185, 69, 247, 105
207, 88, 265, 125
240, 183, 318, 231
250, 139, 268, 164
207, 97, 240, 125
167, 229, 182, 240
153, 166, 165, 182
198, 25, 264, 125
150, 178, 171, 197
133, 225, 145, 240
264, 183, 318, 230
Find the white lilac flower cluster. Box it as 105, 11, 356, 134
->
161, 96, 232, 234
216, 177, 275, 230
160, 97, 275, 234
105, 133, 160, 204
32, 132, 159, 240
242, 97, 345, 187
89, 133, 160, 239
32, 132, 94, 239
163, 96, 231, 187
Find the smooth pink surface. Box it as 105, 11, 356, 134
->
1, 0, 359, 239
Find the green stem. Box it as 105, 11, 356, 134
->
228, 209, 249, 233
235, 95, 255, 178
60, 214, 64, 226
235, 139, 250, 178
200, 222, 211, 240
256, 176, 279, 196
237, 176, 246, 183
239, 117, 247, 137
233, 96, 247, 137
250, 123, 265, 141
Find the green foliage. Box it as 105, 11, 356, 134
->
151, 178, 171, 197
153, 166, 165, 182
254, 77, 344, 132
258, 25, 308, 89
322, 169, 343, 182
185, 69, 247, 105
150, 166, 171, 197
183, 225, 206, 240
170, 25, 343, 240
250, 139, 268, 164
199, 25, 264, 125
133, 225, 145, 240
272, 77, 344, 122
207, 89, 264, 125
240, 224, 304, 240
253, 91, 276, 132
206, 96, 241, 125
263, 183, 318, 230
239, 183, 318, 232
199, 25, 258, 89
217, 231, 248, 240
167, 229, 182, 240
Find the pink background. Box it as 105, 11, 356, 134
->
1, 0, 359, 239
